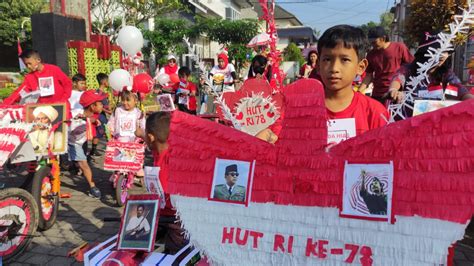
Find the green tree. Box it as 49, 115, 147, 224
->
405, 0, 467, 46
359, 21, 378, 36
192, 17, 259, 72
0, 0, 44, 46
284, 43, 305, 66
91, 0, 185, 36
143, 18, 191, 65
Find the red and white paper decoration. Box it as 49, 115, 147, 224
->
0, 122, 31, 167
166, 79, 474, 265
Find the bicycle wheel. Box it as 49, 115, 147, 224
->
29, 166, 59, 231
0, 188, 39, 263
115, 173, 129, 207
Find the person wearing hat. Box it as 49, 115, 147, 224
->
387, 32, 473, 114
68, 90, 106, 198
359, 26, 414, 105
213, 164, 246, 202
209, 52, 237, 93
29, 105, 64, 153
157, 54, 179, 88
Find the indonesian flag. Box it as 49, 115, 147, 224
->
428, 84, 458, 97
18, 38, 26, 72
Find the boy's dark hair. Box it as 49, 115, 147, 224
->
368, 26, 389, 42
72, 73, 86, 83
178, 66, 191, 77
96, 73, 108, 85
20, 49, 41, 60
317, 25, 368, 60
146, 112, 171, 143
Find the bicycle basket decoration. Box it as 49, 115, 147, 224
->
166, 78, 474, 265
104, 141, 145, 172
0, 122, 31, 167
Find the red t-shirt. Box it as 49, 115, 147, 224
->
366, 42, 414, 97
153, 149, 175, 216
326, 92, 389, 135
173, 81, 197, 111
4, 64, 72, 106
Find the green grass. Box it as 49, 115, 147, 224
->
0, 86, 15, 100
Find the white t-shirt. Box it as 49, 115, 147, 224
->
107, 107, 145, 142
210, 64, 236, 91
68, 119, 87, 145
69, 90, 84, 118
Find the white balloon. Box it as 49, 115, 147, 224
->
117, 26, 144, 55
109, 69, 132, 93
156, 73, 170, 86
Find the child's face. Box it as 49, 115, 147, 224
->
318, 43, 367, 93
101, 79, 109, 88
90, 101, 103, 114
122, 96, 137, 111
73, 81, 87, 91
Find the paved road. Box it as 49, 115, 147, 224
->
2, 149, 474, 265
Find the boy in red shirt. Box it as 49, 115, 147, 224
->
144, 112, 188, 254
173, 66, 197, 115
318, 25, 388, 135
3, 49, 72, 107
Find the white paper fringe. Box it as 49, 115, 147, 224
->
171, 195, 466, 266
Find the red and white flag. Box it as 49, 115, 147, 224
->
17, 38, 26, 72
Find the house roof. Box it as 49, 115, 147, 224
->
277, 26, 318, 42
253, 4, 304, 26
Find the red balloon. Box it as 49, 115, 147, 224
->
132, 73, 153, 94
169, 73, 180, 85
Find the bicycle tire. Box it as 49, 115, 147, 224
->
115, 173, 128, 207
28, 166, 59, 231
0, 187, 39, 263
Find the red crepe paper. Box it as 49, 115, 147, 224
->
166, 78, 474, 225
103, 141, 145, 172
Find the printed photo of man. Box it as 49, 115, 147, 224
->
213, 164, 246, 202
359, 171, 387, 215
124, 204, 151, 241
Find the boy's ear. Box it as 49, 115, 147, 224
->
147, 133, 155, 144
357, 58, 368, 76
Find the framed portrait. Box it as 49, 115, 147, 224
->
103, 141, 145, 172
25, 103, 67, 155
117, 194, 160, 252
209, 158, 255, 206
155, 94, 176, 112
144, 166, 165, 209
341, 161, 394, 222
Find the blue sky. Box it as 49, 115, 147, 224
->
279, 0, 391, 34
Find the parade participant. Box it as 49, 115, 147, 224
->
388, 33, 474, 104
213, 164, 246, 202
359, 26, 414, 104
124, 204, 151, 241
69, 90, 105, 198
298, 50, 320, 80
107, 90, 145, 143
210, 52, 237, 92
158, 54, 179, 77
3, 49, 72, 108
318, 25, 388, 135
88, 73, 111, 158
173, 66, 197, 115
70, 74, 87, 118
145, 112, 188, 254
107, 90, 145, 180
247, 55, 272, 82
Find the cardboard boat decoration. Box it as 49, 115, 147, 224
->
166, 78, 474, 265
